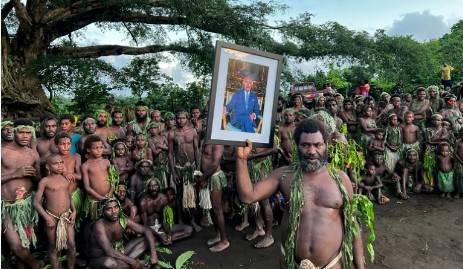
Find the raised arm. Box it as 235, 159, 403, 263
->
235, 140, 280, 204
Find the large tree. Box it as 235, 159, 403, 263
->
1, 0, 372, 117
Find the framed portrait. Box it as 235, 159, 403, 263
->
205, 41, 283, 147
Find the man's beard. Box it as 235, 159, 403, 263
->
136, 114, 147, 122
298, 150, 327, 172
97, 121, 106, 127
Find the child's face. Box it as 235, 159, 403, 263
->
440, 145, 450, 156
375, 132, 384, 140
57, 137, 71, 155
390, 116, 398, 126
405, 113, 414, 124
89, 141, 104, 158
125, 136, 134, 149
367, 165, 376, 176
135, 136, 145, 148
149, 127, 160, 136
115, 144, 126, 157
432, 118, 442, 127
47, 156, 65, 175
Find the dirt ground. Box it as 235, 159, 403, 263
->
170, 194, 463, 269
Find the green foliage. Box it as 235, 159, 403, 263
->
440, 21, 463, 80
117, 56, 162, 98
349, 194, 376, 262
175, 250, 195, 269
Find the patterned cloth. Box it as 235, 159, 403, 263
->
438, 171, 454, 193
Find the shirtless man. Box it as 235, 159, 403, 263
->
235, 119, 364, 269
129, 159, 154, 203
401, 111, 421, 155
168, 109, 201, 229
86, 198, 157, 269
95, 110, 112, 142
409, 88, 431, 128
78, 117, 112, 158
1, 122, 42, 269
108, 109, 126, 140
55, 132, 83, 225
33, 154, 76, 269
388, 95, 408, 123
1, 120, 14, 146
127, 102, 151, 136
403, 93, 413, 108
114, 185, 138, 222
200, 143, 230, 252
81, 135, 112, 220
139, 179, 193, 245
36, 116, 59, 163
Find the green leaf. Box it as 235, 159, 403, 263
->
156, 246, 173, 254
175, 250, 195, 269
157, 260, 174, 269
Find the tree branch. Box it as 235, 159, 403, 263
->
47, 43, 205, 58
1, 0, 14, 19
12, 0, 32, 27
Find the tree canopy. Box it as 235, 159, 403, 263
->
1, 0, 461, 117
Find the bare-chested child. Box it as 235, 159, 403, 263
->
200, 143, 230, 252
455, 129, 463, 198
401, 111, 421, 155
36, 116, 59, 163
359, 163, 389, 204
131, 133, 153, 163
367, 129, 385, 158
278, 108, 297, 164
139, 179, 193, 245
86, 198, 157, 269
147, 122, 170, 189
168, 109, 201, 231
394, 148, 424, 199
124, 134, 135, 156
112, 142, 133, 184
81, 135, 112, 220
436, 142, 454, 199
1, 122, 42, 269
33, 154, 77, 269
55, 132, 83, 224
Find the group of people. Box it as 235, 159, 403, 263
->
1, 78, 462, 269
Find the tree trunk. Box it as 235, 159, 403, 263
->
1, 38, 54, 118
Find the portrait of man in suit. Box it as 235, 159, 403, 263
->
224, 74, 262, 133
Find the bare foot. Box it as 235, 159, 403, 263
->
209, 240, 230, 252
245, 229, 265, 241
454, 194, 460, 199
379, 195, 390, 205
446, 193, 452, 199
235, 221, 249, 232
254, 235, 274, 248
207, 235, 221, 246
440, 193, 446, 198
398, 192, 408, 200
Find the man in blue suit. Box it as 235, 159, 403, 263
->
225, 75, 262, 133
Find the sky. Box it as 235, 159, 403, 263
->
74, 0, 463, 92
